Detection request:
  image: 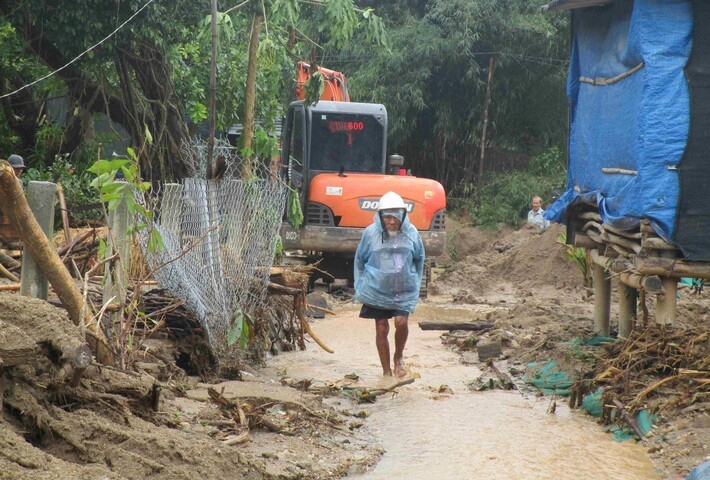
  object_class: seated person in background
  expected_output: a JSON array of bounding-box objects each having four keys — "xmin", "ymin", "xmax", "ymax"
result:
[{"xmin": 527, "ymin": 196, "xmax": 550, "ymax": 230}]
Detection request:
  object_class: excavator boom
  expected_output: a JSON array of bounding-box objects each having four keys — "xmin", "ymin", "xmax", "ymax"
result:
[{"xmin": 295, "ymin": 61, "xmax": 350, "ymax": 103}]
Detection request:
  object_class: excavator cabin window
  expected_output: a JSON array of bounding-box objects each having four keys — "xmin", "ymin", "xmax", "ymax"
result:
[{"xmin": 309, "ymin": 113, "xmax": 385, "ymax": 174}]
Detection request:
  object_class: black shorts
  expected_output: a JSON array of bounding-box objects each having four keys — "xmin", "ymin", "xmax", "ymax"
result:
[{"xmin": 359, "ymin": 304, "xmax": 409, "ymax": 319}]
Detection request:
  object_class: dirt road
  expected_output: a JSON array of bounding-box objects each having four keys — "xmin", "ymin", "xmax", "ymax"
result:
[{"xmin": 261, "ymin": 300, "xmax": 660, "ymax": 480}]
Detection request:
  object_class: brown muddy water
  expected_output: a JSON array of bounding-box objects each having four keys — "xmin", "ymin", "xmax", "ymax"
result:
[{"xmin": 265, "ymin": 301, "xmax": 660, "ymax": 480}]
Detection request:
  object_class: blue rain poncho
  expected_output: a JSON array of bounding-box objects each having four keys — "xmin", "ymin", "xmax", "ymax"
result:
[{"xmin": 353, "ymin": 213, "xmax": 425, "ymax": 313}]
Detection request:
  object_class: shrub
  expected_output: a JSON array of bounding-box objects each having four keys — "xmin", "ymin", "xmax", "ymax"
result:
[
  {"xmin": 23, "ymin": 154, "xmax": 100, "ymax": 222},
  {"xmin": 455, "ymin": 146, "xmax": 567, "ymax": 229}
]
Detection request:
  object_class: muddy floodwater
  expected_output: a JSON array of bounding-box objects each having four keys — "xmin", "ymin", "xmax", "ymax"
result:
[{"xmin": 265, "ymin": 300, "xmax": 660, "ymax": 480}]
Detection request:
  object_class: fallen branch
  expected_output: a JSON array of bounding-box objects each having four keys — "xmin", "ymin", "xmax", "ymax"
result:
[
  {"xmin": 55, "ymin": 184, "xmax": 72, "ymax": 245},
  {"xmin": 306, "ymin": 303, "xmax": 336, "ymax": 316},
  {"xmin": 612, "ymin": 399, "xmax": 646, "ymax": 439},
  {"xmin": 223, "ymin": 431, "xmax": 250, "ymax": 445},
  {"xmin": 295, "ymin": 296, "xmax": 334, "ymax": 354},
  {"xmin": 0, "ymin": 250, "xmax": 20, "ymax": 269},
  {"xmin": 0, "ymin": 262, "xmax": 18, "ymax": 282},
  {"xmin": 268, "ymin": 281, "xmax": 301, "ymax": 296},
  {"xmin": 419, "ymin": 320, "xmax": 495, "ymax": 331},
  {"xmin": 367, "ymin": 377, "xmax": 415, "ymax": 396}
]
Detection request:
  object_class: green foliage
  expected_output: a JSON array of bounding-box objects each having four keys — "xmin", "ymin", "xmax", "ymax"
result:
[
  {"xmin": 460, "ymin": 146, "xmax": 566, "ymax": 228},
  {"xmin": 274, "ymin": 235, "xmax": 283, "ymax": 257},
  {"xmin": 473, "ymin": 171, "xmax": 543, "ymax": 228},
  {"xmin": 23, "ymin": 154, "xmax": 99, "ymax": 221},
  {"xmin": 304, "ymin": 72, "xmax": 326, "ymax": 106},
  {"xmin": 252, "ymin": 127, "xmax": 278, "ymax": 160},
  {"xmin": 287, "ymin": 188, "xmax": 304, "ymax": 229},
  {"xmin": 88, "ymin": 148, "xmax": 163, "ymax": 253},
  {"xmin": 33, "ymin": 123, "xmax": 63, "ymax": 163},
  {"xmin": 227, "ymin": 308, "xmax": 252, "ymax": 349},
  {"xmin": 338, "ymin": 0, "xmax": 569, "ymax": 188},
  {"xmin": 557, "ymin": 232, "xmax": 590, "ymax": 286}
]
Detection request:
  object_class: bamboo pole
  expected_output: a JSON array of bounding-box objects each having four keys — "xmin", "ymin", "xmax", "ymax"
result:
[
  {"xmin": 573, "ymin": 233, "xmax": 600, "ymax": 249},
  {"xmin": 641, "ymin": 236, "xmax": 680, "ymax": 251},
  {"xmin": 633, "ymin": 256, "xmax": 710, "ymax": 278},
  {"xmin": 655, "ymin": 251, "xmax": 677, "ymax": 326},
  {"xmin": 0, "ymin": 161, "xmax": 113, "ymax": 364},
  {"xmin": 618, "ymin": 272, "xmax": 663, "ymax": 294},
  {"xmin": 592, "ymin": 262, "xmax": 611, "ymax": 337},
  {"xmin": 618, "ymin": 283, "xmax": 636, "ymax": 338}
]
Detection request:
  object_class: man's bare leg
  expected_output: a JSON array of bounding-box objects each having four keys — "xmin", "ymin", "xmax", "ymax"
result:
[
  {"xmin": 375, "ymin": 318, "xmax": 392, "ymax": 376},
  {"xmin": 393, "ymin": 315, "xmax": 409, "ymax": 377}
]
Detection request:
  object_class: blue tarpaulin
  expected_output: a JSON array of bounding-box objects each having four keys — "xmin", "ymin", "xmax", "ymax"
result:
[{"xmin": 546, "ymin": 0, "xmax": 693, "ymax": 241}]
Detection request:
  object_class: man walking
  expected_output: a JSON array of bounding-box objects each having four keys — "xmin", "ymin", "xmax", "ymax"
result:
[{"xmin": 354, "ymin": 191, "xmax": 425, "ymax": 377}]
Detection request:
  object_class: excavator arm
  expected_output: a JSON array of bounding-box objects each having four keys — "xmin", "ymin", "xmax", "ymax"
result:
[{"xmin": 295, "ymin": 61, "xmax": 350, "ymax": 103}]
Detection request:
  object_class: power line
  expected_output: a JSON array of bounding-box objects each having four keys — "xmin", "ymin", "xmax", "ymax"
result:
[
  {"xmin": 0, "ymin": 0, "xmax": 156, "ymax": 101},
  {"xmin": 319, "ymin": 51, "xmax": 567, "ymax": 67}
]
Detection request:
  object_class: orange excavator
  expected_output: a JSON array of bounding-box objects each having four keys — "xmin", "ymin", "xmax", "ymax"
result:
[{"xmin": 280, "ymin": 62, "xmax": 447, "ymax": 291}]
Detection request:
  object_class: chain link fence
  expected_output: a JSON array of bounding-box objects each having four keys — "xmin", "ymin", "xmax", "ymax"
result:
[{"xmin": 135, "ymin": 139, "xmax": 288, "ymax": 365}]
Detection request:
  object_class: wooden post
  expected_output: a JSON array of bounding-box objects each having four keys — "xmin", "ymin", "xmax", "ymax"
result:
[
  {"xmin": 592, "ymin": 262, "xmax": 611, "ymax": 337},
  {"xmin": 618, "ymin": 283, "xmax": 636, "ymax": 338},
  {"xmin": 20, "ymin": 181, "xmax": 57, "ymax": 300}
]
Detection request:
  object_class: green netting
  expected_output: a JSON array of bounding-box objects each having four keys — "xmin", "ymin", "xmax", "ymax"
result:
[
  {"xmin": 605, "ymin": 409, "xmax": 657, "ymax": 442},
  {"xmin": 568, "ymin": 337, "xmax": 617, "ymax": 346},
  {"xmin": 524, "ymin": 361, "xmax": 574, "ymax": 396},
  {"xmin": 580, "ymin": 389, "xmax": 603, "ymax": 417}
]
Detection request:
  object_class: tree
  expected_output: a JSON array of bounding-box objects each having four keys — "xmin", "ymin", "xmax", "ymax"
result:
[
  {"xmin": 0, "ymin": 0, "xmax": 388, "ymax": 182},
  {"xmin": 338, "ymin": 0, "xmax": 569, "ymax": 193}
]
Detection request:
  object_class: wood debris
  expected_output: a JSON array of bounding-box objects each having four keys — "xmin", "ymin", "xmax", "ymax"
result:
[{"xmin": 574, "ymin": 319, "xmax": 709, "ymax": 427}]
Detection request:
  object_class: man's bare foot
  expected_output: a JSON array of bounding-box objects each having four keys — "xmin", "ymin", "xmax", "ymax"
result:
[{"xmin": 394, "ymin": 360, "xmax": 407, "ymax": 378}]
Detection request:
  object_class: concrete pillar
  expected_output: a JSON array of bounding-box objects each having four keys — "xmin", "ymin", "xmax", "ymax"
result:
[
  {"xmin": 20, "ymin": 181, "xmax": 56, "ymax": 300},
  {"xmin": 618, "ymin": 283, "xmax": 636, "ymax": 338},
  {"xmin": 592, "ymin": 262, "xmax": 611, "ymax": 337}
]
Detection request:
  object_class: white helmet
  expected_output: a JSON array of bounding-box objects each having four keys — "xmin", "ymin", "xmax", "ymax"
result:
[{"xmin": 378, "ymin": 191, "xmax": 406, "ymax": 210}]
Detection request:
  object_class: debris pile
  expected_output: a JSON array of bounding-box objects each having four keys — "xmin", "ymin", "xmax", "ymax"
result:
[{"xmin": 585, "ymin": 319, "xmax": 709, "ymax": 422}]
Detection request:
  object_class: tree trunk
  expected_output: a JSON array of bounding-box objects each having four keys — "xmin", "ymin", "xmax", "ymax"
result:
[
  {"xmin": 478, "ymin": 57, "xmax": 496, "ymax": 186},
  {"xmin": 241, "ymin": 13, "xmax": 263, "ymax": 178},
  {"xmin": 119, "ymin": 44, "xmax": 195, "ymax": 181},
  {"xmin": 207, "ymin": 0, "xmax": 218, "ymax": 178},
  {"xmin": 0, "ymin": 162, "xmax": 113, "ymax": 365}
]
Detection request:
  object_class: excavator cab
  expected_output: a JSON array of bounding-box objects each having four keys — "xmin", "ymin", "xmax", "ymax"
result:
[{"xmin": 281, "ymin": 100, "xmax": 388, "ymax": 213}]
